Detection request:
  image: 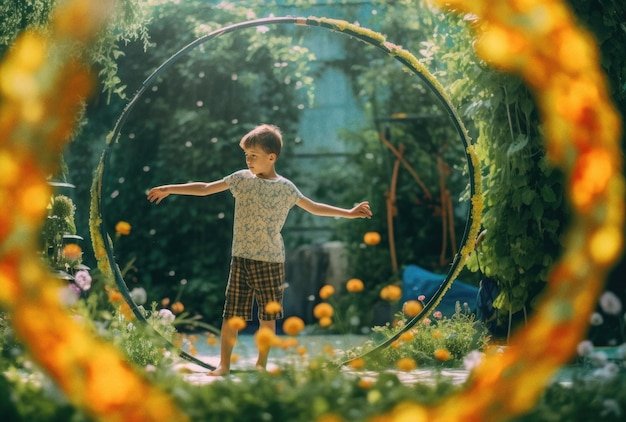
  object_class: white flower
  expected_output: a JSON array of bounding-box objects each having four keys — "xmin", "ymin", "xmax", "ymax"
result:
[
  {"xmin": 601, "ymin": 399, "xmax": 622, "ymax": 418},
  {"xmin": 74, "ymin": 270, "xmax": 92, "ymax": 291},
  {"xmin": 576, "ymin": 340, "xmax": 594, "ymax": 357},
  {"xmin": 593, "ymin": 362, "xmax": 619, "ymax": 382},
  {"xmin": 590, "ymin": 312, "xmax": 604, "ymax": 326},
  {"xmin": 589, "ymin": 351, "xmax": 608, "ymax": 367},
  {"xmin": 158, "ymin": 309, "xmax": 175, "ymax": 324},
  {"xmin": 463, "ymin": 350, "xmax": 483, "ymax": 371},
  {"xmin": 599, "ymin": 291, "xmax": 622, "ymax": 315},
  {"xmin": 130, "ymin": 287, "xmax": 147, "ymax": 305}
]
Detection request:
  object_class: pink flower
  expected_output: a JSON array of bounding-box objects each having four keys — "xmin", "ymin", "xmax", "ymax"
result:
[
  {"xmin": 422, "ymin": 318, "xmax": 431, "ymax": 325},
  {"xmin": 433, "ymin": 311, "xmax": 443, "ymax": 319},
  {"xmin": 74, "ymin": 270, "xmax": 92, "ymax": 291},
  {"xmin": 418, "ymin": 295, "xmax": 426, "ymax": 301}
]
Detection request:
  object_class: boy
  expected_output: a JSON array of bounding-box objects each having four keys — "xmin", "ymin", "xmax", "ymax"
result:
[{"xmin": 147, "ymin": 124, "xmax": 372, "ymax": 375}]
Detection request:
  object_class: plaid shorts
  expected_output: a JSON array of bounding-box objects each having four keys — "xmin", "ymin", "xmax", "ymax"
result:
[{"xmin": 222, "ymin": 256, "xmax": 285, "ymax": 321}]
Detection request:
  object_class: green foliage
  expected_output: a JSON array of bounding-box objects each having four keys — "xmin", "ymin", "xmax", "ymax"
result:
[
  {"xmin": 106, "ymin": 302, "xmax": 178, "ymax": 367},
  {"xmin": 363, "ymin": 303, "xmax": 490, "ymax": 369}
]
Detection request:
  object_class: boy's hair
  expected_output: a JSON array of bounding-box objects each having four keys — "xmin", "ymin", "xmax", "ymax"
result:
[{"xmin": 239, "ymin": 124, "xmax": 283, "ymax": 157}]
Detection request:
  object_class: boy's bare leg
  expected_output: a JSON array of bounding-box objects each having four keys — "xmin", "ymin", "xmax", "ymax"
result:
[
  {"xmin": 256, "ymin": 319, "xmax": 276, "ymax": 371},
  {"xmin": 208, "ymin": 319, "xmax": 238, "ymax": 376}
]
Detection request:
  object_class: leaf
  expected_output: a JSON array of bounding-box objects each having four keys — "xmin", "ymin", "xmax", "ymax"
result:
[
  {"xmin": 506, "ymin": 134, "xmax": 529, "ymax": 155},
  {"xmin": 541, "ymin": 185, "xmax": 557, "ymax": 203}
]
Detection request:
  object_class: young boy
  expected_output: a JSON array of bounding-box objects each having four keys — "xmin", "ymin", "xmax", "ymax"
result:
[{"xmin": 147, "ymin": 124, "xmax": 372, "ymax": 375}]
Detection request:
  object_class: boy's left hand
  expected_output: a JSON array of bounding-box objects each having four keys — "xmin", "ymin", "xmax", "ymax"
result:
[{"xmin": 352, "ymin": 201, "xmax": 372, "ymax": 219}]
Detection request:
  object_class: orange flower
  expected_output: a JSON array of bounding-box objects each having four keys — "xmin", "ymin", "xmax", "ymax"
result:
[
  {"xmin": 399, "ymin": 331, "xmax": 414, "ymax": 342},
  {"xmin": 227, "ymin": 316, "xmax": 246, "ymax": 331},
  {"xmin": 313, "ymin": 302, "xmax": 334, "ymax": 319},
  {"xmin": 265, "ymin": 300, "xmax": 282, "ymax": 315},
  {"xmin": 161, "ymin": 297, "xmax": 170, "ymax": 307},
  {"xmin": 319, "ymin": 284, "xmax": 335, "ymax": 299},
  {"xmin": 120, "ymin": 302, "xmax": 135, "ymax": 321},
  {"xmin": 280, "ymin": 337, "xmax": 299, "ymax": 349},
  {"xmin": 380, "ymin": 285, "xmax": 402, "ymax": 302},
  {"xmin": 206, "ymin": 334, "xmax": 218, "ymax": 346},
  {"xmin": 107, "ymin": 289, "xmax": 123, "ymax": 304},
  {"xmin": 255, "ymin": 326, "xmax": 280, "ymax": 353},
  {"xmin": 346, "ymin": 278, "xmax": 364, "ymax": 293},
  {"xmin": 432, "ymin": 330, "xmax": 443, "ymax": 340},
  {"xmin": 363, "ymin": 231, "xmax": 381, "ymax": 245},
  {"xmin": 434, "ymin": 348, "xmax": 451, "ymax": 361},
  {"xmin": 115, "ymin": 221, "xmax": 131, "ymax": 236},
  {"xmin": 282, "ymin": 316, "xmax": 305, "ymax": 336},
  {"xmin": 348, "ymin": 357, "xmax": 365, "ymax": 369},
  {"xmin": 170, "ymin": 301, "xmax": 184, "ymax": 314},
  {"xmin": 358, "ymin": 378, "xmax": 375, "ymax": 389},
  {"xmin": 62, "ymin": 243, "xmax": 82, "ymax": 261},
  {"xmin": 319, "ymin": 316, "xmax": 332, "ymax": 328},
  {"xmin": 403, "ymin": 300, "xmax": 424, "ymax": 317},
  {"xmin": 396, "ymin": 357, "xmax": 417, "ymax": 371}
]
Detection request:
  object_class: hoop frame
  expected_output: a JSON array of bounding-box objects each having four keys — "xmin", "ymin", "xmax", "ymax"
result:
[{"xmin": 92, "ymin": 16, "xmax": 481, "ymax": 370}]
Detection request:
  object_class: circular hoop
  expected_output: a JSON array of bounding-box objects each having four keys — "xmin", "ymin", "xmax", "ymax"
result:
[{"xmin": 93, "ymin": 16, "xmax": 480, "ymax": 370}]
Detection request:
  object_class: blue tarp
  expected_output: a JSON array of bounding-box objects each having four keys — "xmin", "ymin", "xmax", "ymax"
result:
[{"xmin": 401, "ymin": 264, "xmax": 478, "ymax": 317}]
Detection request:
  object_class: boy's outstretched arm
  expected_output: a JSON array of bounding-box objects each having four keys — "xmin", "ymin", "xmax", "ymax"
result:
[
  {"xmin": 147, "ymin": 180, "xmax": 228, "ymax": 204},
  {"xmin": 296, "ymin": 197, "xmax": 372, "ymax": 219}
]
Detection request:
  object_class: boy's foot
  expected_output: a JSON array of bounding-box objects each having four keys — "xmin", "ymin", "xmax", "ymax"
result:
[{"xmin": 207, "ymin": 366, "xmax": 230, "ymax": 376}]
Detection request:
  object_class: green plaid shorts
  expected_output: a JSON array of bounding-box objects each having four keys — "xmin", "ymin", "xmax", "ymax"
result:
[{"xmin": 222, "ymin": 256, "xmax": 285, "ymax": 321}]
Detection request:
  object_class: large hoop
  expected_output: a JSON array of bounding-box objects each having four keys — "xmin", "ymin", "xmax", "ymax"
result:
[{"xmin": 92, "ymin": 16, "xmax": 481, "ymax": 370}]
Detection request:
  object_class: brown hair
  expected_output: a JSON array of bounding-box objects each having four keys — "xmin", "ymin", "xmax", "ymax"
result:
[{"xmin": 239, "ymin": 124, "xmax": 283, "ymax": 157}]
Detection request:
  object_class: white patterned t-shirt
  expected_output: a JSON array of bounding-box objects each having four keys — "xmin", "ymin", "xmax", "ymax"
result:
[{"xmin": 223, "ymin": 169, "xmax": 304, "ymax": 263}]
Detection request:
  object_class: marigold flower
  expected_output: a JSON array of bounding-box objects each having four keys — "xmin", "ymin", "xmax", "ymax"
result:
[
  {"xmin": 319, "ymin": 284, "xmax": 335, "ymax": 299},
  {"xmin": 107, "ymin": 289, "xmax": 123, "ymax": 303},
  {"xmin": 170, "ymin": 301, "xmax": 184, "ymax": 314},
  {"xmin": 115, "ymin": 221, "xmax": 131, "ymax": 235},
  {"xmin": 399, "ymin": 331, "xmax": 414, "ymax": 342},
  {"xmin": 396, "ymin": 357, "xmax": 417, "ymax": 371},
  {"xmin": 346, "ymin": 278, "xmax": 364, "ymax": 292},
  {"xmin": 358, "ymin": 378, "xmax": 375, "ymax": 389},
  {"xmin": 264, "ymin": 300, "xmax": 282, "ymax": 315},
  {"xmin": 282, "ymin": 316, "xmax": 305, "ymax": 336},
  {"xmin": 62, "ymin": 243, "xmax": 82, "ymax": 261},
  {"xmin": 227, "ymin": 316, "xmax": 246, "ymax": 331},
  {"xmin": 403, "ymin": 300, "xmax": 423, "ymax": 317},
  {"xmin": 206, "ymin": 334, "xmax": 218, "ymax": 346},
  {"xmin": 255, "ymin": 326, "xmax": 280, "ymax": 353},
  {"xmin": 363, "ymin": 231, "xmax": 381, "ymax": 245},
  {"xmin": 380, "ymin": 285, "xmax": 402, "ymax": 302},
  {"xmin": 296, "ymin": 346, "xmax": 307, "ymax": 355},
  {"xmin": 120, "ymin": 302, "xmax": 135, "ymax": 321},
  {"xmin": 434, "ymin": 348, "xmax": 451, "ymax": 361},
  {"xmin": 432, "ymin": 330, "xmax": 443, "ymax": 340},
  {"xmin": 348, "ymin": 357, "xmax": 365, "ymax": 369},
  {"xmin": 313, "ymin": 302, "xmax": 334, "ymax": 319},
  {"xmin": 280, "ymin": 337, "xmax": 299, "ymax": 349},
  {"xmin": 319, "ymin": 316, "xmax": 332, "ymax": 328},
  {"xmin": 161, "ymin": 297, "xmax": 170, "ymax": 307}
]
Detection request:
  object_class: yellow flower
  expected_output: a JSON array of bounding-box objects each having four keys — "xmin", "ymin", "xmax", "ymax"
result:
[
  {"xmin": 348, "ymin": 358, "xmax": 365, "ymax": 369},
  {"xmin": 363, "ymin": 231, "xmax": 381, "ymax": 245},
  {"xmin": 282, "ymin": 316, "xmax": 305, "ymax": 336},
  {"xmin": 115, "ymin": 221, "xmax": 131, "ymax": 236},
  {"xmin": 205, "ymin": 334, "xmax": 218, "ymax": 346},
  {"xmin": 255, "ymin": 326, "xmax": 280, "ymax": 353},
  {"xmin": 226, "ymin": 316, "xmax": 246, "ymax": 331},
  {"xmin": 346, "ymin": 278, "xmax": 364, "ymax": 293},
  {"xmin": 396, "ymin": 357, "xmax": 417, "ymax": 372},
  {"xmin": 432, "ymin": 330, "xmax": 443, "ymax": 340},
  {"xmin": 62, "ymin": 243, "xmax": 82, "ymax": 261},
  {"xmin": 319, "ymin": 284, "xmax": 335, "ymax": 299},
  {"xmin": 380, "ymin": 285, "xmax": 402, "ymax": 302},
  {"xmin": 403, "ymin": 300, "xmax": 424, "ymax": 317},
  {"xmin": 319, "ymin": 316, "xmax": 332, "ymax": 328},
  {"xmin": 434, "ymin": 348, "xmax": 451, "ymax": 362},
  {"xmin": 264, "ymin": 300, "xmax": 282, "ymax": 315},
  {"xmin": 313, "ymin": 302, "xmax": 334, "ymax": 319},
  {"xmin": 170, "ymin": 301, "xmax": 184, "ymax": 314}
]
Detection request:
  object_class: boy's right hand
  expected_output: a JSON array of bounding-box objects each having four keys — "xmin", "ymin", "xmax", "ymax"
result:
[{"xmin": 147, "ymin": 187, "xmax": 169, "ymax": 204}]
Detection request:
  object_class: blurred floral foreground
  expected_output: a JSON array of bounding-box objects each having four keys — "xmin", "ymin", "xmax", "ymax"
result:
[{"xmin": 1, "ymin": 0, "xmax": 625, "ymax": 421}]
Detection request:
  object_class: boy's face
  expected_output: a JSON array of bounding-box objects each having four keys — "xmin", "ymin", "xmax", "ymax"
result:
[{"xmin": 243, "ymin": 146, "xmax": 277, "ymax": 178}]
